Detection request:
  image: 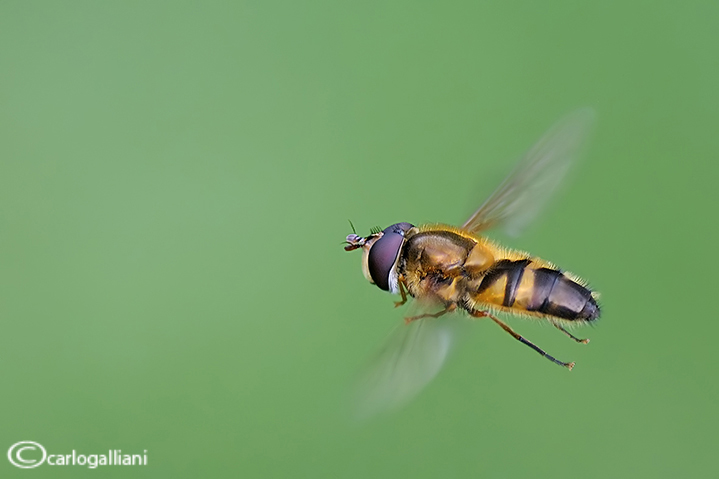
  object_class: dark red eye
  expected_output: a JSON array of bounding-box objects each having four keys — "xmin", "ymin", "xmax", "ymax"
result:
[{"xmin": 367, "ymin": 223, "xmax": 414, "ymax": 291}]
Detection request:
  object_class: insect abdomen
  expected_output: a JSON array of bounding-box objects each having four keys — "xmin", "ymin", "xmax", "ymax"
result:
[{"xmin": 471, "ymin": 260, "xmax": 600, "ymax": 322}]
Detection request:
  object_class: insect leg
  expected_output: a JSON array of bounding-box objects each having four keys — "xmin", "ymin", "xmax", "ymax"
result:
[
  {"xmin": 405, "ymin": 304, "xmax": 456, "ymax": 324},
  {"xmin": 552, "ymin": 322, "xmax": 589, "ymax": 344},
  {"xmin": 394, "ymin": 276, "xmax": 409, "ymax": 308},
  {"xmin": 469, "ymin": 310, "xmax": 575, "ymax": 370}
]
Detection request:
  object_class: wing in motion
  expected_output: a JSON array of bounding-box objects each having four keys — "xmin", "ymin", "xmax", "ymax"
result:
[
  {"xmin": 354, "ymin": 315, "xmax": 462, "ymax": 419},
  {"xmin": 462, "ymin": 108, "xmax": 595, "ymax": 236}
]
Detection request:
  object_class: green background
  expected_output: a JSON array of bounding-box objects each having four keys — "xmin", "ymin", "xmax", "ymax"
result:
[{"xmin": 1, "ymin": 1, "xmax": 717, "ymax": 477}]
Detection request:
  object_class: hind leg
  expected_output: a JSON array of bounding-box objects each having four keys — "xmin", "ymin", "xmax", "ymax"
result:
[{"xmin": 469, "ymin": 310, "xmax": 575, "ymax": 370}]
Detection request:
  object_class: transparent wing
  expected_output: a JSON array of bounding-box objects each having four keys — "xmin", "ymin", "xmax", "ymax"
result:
[
  {"xmin": 353, "ymin": 315, "xmax": 462, "ymax": 420},
  {"xmin": 462, "ymin": 108, "xmax": 596, "ymax": 237}
]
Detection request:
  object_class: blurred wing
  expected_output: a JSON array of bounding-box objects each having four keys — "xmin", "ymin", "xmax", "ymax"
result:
[
  {"xmin": 462, "ymin": 108, "xmax": 595, "ymax": 237},
  {"xmin": 354, "ymin": 316, "xmax": 459, "ymax": 420}
]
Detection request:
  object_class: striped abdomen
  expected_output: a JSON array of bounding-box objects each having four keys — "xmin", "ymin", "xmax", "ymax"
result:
[{"xmin": 470, "ymin": 259, "xmax": 600, "ymax": 322}]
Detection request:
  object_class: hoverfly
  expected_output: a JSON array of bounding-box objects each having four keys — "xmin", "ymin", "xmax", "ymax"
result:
[{"xmin": 345, "ymin": 109, "xmax": 600, "ymax": 416}]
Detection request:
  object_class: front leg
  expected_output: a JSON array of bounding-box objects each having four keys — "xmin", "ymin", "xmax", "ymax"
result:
[{"xmin": 394, "ymin": 275, "xmax": 409, "ymax": 308}]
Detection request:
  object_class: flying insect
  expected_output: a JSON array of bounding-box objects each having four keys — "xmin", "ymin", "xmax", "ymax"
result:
[{"xmin": 344, "ymin": 110, "xmax": 600, "ymax": 415}]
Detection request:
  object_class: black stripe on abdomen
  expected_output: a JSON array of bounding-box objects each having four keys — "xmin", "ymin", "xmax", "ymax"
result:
[{"xmin": 476, "ymin": 259, "xmax": 532, "ymax": 307}]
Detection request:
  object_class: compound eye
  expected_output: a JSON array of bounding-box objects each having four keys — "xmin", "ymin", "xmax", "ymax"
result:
[{"xmin": 367, "ymin": 223, "xmax": 414, "ymax": 291}]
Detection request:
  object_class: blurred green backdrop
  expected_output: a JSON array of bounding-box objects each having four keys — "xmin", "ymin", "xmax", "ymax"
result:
[{"xmin": 1, "ymin": 1, "xmax": 717, "ymax": 477}]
